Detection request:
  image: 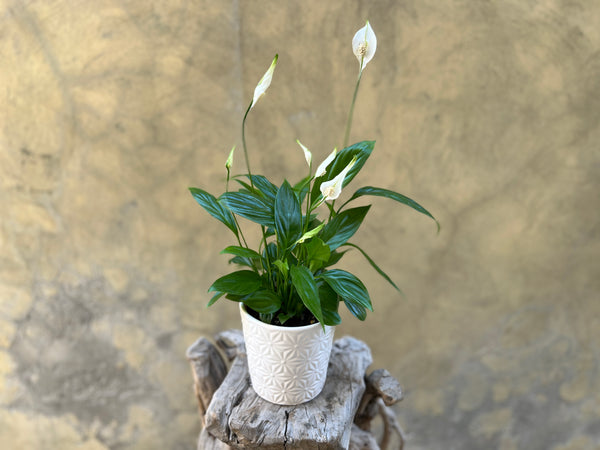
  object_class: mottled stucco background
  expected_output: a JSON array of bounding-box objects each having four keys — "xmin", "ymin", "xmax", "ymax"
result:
[{"xmin": 1, "ymin": 1, "xmax": 599, "ymax": 449}]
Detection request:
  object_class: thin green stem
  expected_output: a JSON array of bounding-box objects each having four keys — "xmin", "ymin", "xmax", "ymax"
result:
[
  {"xmin": 241, "ymin": 102, "xmax": 254, "ymax": 188},
  {"xmin": 305, "ymin": 178, "xmax": 312, "ymax": 234},
  {"xmin": 242, "ymin": 99, "xmax": 272, "ymax": 284},
  {"xmin": 233, "ymin": 216, "xmax": 249, "ymax": 248},
  {"xmin": 287, "ymin": 283, "xmax": 294, "ymax": 313},
  {"xmin": 327, "ymin": 200, "xmax": 336, "ymax": 222},
  {"xmin": 343, "ymin": 68, "xmax": 363, "ymax": 148},
  {"xmin": 225, "ymin": 160, "xmax": 249, "ymax": 251}
]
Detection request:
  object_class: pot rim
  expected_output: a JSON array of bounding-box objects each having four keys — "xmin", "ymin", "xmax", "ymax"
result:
[{"xmin": 239, "ymin": 303, "xmax": 331, "ymax": 333}]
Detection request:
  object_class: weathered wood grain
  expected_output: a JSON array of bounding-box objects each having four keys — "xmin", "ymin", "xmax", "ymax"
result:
[
  {"xmin": 348, "ymin": 424, "xmax": 380, "ymax": 450},
  {"xmin": 215, "ymin": 329, "xmax": 246, "ymax": 361},
  {"xmin": 186, "ymin": 337, "xmax": 228, "ymax": 422},
  {"xmin": 198, "ymin": 428, "xmax": 233, "ymax": 450},
  {"xmin": 366, "ymin": 369, "xmax": 403, "ymax": 407},
  {"xmin": 356, "ymin": 369, "xmax": 404, "ymax": 432},
  {"xmin": 204, "ymin": 336, "xmax": 372, "ymax": 449},
  {"xmin": 377, "ymin": 398, "xmax": 405, "ymax": 450}
]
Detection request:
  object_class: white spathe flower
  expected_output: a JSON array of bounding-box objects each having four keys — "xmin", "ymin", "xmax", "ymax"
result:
[
  {"xmin": 320, "ymin": 158, "xmax": 357, "ymax": 201},
  {"xmin": 315, "ymin": 148, "xmax": 337, "ymax": 178},
  {"xmin": 352, "ymin": 21, "xmax": 377, "ymax": 71},
  {"xmin": 225, "ymin": 145, "xmax": 235, "ymax": 170},
  {"xmin": 296, "ymin": 140, "xmax": 312, "ymax": 167},
  {"xmin": 251, "ymin": 54, "xmax": 278, "ymax": 110}
]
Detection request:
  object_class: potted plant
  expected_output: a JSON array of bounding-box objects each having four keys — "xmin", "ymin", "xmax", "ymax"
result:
[{"xmin": 189, "ymin": 22, "xmax": 438, "ymax": 405}]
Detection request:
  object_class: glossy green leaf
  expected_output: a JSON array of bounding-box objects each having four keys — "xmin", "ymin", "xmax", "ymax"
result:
[
  {"xmin": 311, "ymin": 141, "xmax": 374, "ymax": 206},
  {"xmin": 228, "ymin": 256, "xmax": 254, "ymax": 268},
  {"xmin": 344, "ymin": 299, "xmax": 367, "ymax": 321},
  {"xmin": 250, "ymin": 175, "xmax": 278, "ymax": 200},
  {"xmin": 277, "ymin": 311, "xmax": 295, "ymax": 325},
  {"xmin": 290, "ymin": 265, "xmax": 324, "ymax": 326},
  {"xmin": 320, "ymin": 205, "xmax": 371, "ymax": 251},
  {"xmin": 305, "ymin": 238, "xmax": 331, "ymax": 272},
  {"xmin": 221, "ymin": 246, "xmax": 262, "ymax": 260},
  {"xmin": 319, "ymin": 269, "xmax": 373, "ymax": 312},
  {"xmin": 318, "ymin": 283, "xmax": 341, "ymax": 326},
  {"xmin": 293, "ymin": 174, "xmax": 313, "ymax": 202},
  {"xmin": 295, "ymin": 223, "xmax": 325, "ymax": 245},
  {"xmin": 273, "ymin": 259, "xmax": 289, "ymax": 278},
  {"xmin": 189, "ymin": 188, "xmax": 238, "ymax": 236},
  {"xmin": 207, "ymin": 291, "xmax": 225, "ymax": 307},
  {"xmin": 274, "ymin": 180, "xmax": 303, "ymax": 249},
  {"xmin": 343, "ymin": 186, "xmax": 439, "ymax": 232},
  {"xmin": 208, "ymin": 270, "xmax": 263, "ymax": 295},
  {"xmin": 234, "ymin": 174, "xmax": 278, "ymax": 201},
  {"xmin": 220, "ymin": 191, "xmax": 274, "ymax": 227},
  {"xmin": 341, "ymin": 242, "xmax": 402, "ymax": 294},
  {"xmin": 233, "ymin": 179, "xmax": 254, "ymax": 193},
  {"xmin": 264, "ymin": 226, "xmax": 276, "ymax": 238},
  {"xmin": 263, "ymin": 242, "xmax": 278, "ymax": 262},
  {"xmin": 259, "ymin": 312, "xmax": 275, "ymax": 323},
  {"xmin": 242, "ymin": 290, "xmax": 281, "ymax": 314},
  {"xmin": 325, "ymin": 250, "xmax": 348, "ymax": 267}
]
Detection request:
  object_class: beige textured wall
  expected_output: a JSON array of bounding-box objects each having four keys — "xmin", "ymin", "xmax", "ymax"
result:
[{"xmin": 1, "ymin": 1, "xmax": 599, "ymax": 449}]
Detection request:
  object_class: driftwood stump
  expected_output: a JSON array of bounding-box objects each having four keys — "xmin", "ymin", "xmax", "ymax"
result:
[{"xmin": 186, "ymin": 330, "xmax": 405, "ymax": 449}]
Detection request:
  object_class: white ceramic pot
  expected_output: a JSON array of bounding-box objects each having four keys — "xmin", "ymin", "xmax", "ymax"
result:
[{"xmin": 240, "ymin": 303, "xmax": 335, "ymax": 405}]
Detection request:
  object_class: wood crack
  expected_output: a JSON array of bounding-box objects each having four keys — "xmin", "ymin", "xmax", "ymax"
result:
[{"xmin": 283, "ymin": 409, "xmax": 290, "ymax": 448}]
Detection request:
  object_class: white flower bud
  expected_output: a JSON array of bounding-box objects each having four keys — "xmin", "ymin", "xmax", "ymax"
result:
[
  {"xmin": 251, "ymin": 54, "xmax": 278, "ymax": 110},
  {"xmin": 225, "ymin": 145, "xmax": 235, "ymax": 170},
  {"xmin": 315, "ymin": 148, "xmax": 337, "ymax": 178},
  {"xmin": 296, "ymin": 140, "xmax": 312, "ymax": 167}
]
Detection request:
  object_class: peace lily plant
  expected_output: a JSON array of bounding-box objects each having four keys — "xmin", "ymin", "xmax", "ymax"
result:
[{"xmin": 190, "ymin": 22, "xmax": 438, "ymax": 330}]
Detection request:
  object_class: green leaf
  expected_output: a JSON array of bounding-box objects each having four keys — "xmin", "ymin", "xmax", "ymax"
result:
[
  {"xmin": 319, "ymin": 269, "xmax": 373, "ymax": 312},
  {"xmin": 293, "ymin": 174, "xmax": 313, "ymax": 203},
  {"xmin": 320, "ymin": 205, "xmax": 370, "ymax": 251},
  {"xmin": 207, "ymin": 291, "xmax": 225, "ymax": 307},
  {"xmin": 228, "ymin": 256, "xmax": 254, "ymax": 268},
  {"xmin": 208, "ymin": 270, "xmax": 263, "ymax": 296},
  {"xmin": 273, "ymin": 259, "xmax": 289, "ymax": 278},
  {"xmin": 344, "ymin": 300, "xmax": 367, "ymax": 321},
  {"xmin": 242, "ymin": 290, "xmax": 281, "ymax": 314},
  {"xmin": 341, "ymin": 242, "xmax": 403, "ymax": 294},
  {"xmin": 290, "ymin": 265, "xmax": 324, "ymax": 326},
  {"xmin": 274, "ymin": 180, "xmax": 303, "ymax": 249},
  {"xmin": 324, "ymin": 250, "xmax": 348, "ymax": 267},
  {"xmin": 264, "ymin": 242, "xmax": 278, "ymax": 262},
  {"xmin": 304, "ymin": 238, "xmax": 331, "ymax": 272},
  {"xmin": 277, "ymin": 311, "xmax": 295, "ymax": 325},
  {"xmin": 264, "ymin": 226, "xmax": 276, "ymax": 238},
  {"xmin": 221, "ymin": 246, "xmax": 262, "ymax": 260},
  {"xmin": 233, "ymin": 179, "xmax": 254, "ymax": 193},
  {"xmin": 220, "ymin": 191, "xmax": 274, "ymax": 227},
  {"xmin": 259, "ymin": 312, "xmax": 275, "ymax": 323},
  {"xmin": 249, "ymin": 175, "xmax": 278, "ymax": 200},
  {"xmin": 318, "ymin": 283, "xmax": 341, "ymax": 326},
  {"xmin": 311, "ymin": 141, "xmax": 374, "ymax": 206},
  {"xmin": 295, "ymin": 222, "xmax": 325, "ymax": 245},
  {"xmin": 343, "ymin": 186, "xmax": 439, "ymax": 232},
  {"xmin": 234, "ymin": 174, "xmax": 278, "ymax": 201},
  {"xmin": 189, "ymin": 188, "xmax": 238, "ymax": 236}
]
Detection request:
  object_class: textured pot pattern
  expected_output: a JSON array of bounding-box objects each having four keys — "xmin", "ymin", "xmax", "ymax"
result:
[{"xmin": 240, "ymin": 304, "xmax": 335, "ymax": 405}]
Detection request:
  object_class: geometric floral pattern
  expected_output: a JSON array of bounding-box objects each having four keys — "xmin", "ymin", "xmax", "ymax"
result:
[{"xmin": 240, "ymin": 304, "xmax": 335, "ymax": 405}]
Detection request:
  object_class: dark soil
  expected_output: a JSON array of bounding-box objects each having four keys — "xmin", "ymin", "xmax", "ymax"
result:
[{"xmin": 246, "ymin": 306, "xmax": 317, "ymax": 327}]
